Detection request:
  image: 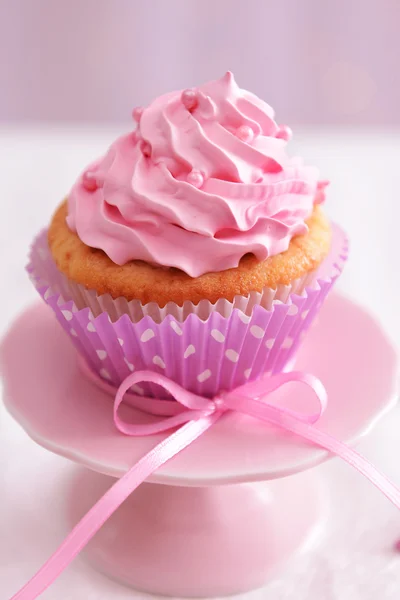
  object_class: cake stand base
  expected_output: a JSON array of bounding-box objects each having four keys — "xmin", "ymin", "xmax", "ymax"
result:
[{"xmin": 68, "ymin": 468, "xmax": 323, "ymax": 597}]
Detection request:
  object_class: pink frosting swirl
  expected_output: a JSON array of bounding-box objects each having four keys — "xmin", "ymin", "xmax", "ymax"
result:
[{"xmin": 67, "ymin": 72, "xmax": 323, "ymax": 277}]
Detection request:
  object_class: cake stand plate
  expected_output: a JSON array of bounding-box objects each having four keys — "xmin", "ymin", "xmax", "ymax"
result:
[{"xmin": 1, "ymin": 293, "xmax": 398, "ymax": 597}]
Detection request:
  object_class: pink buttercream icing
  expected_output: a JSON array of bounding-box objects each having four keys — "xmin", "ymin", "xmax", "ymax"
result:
[{"xmin": 67, "ymin": 72, "xmax": 324, "ymax": 277}]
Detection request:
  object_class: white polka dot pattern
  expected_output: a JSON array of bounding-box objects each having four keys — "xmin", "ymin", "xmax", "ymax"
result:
[
  {"xmin": 60, "ymin": 294, "xmax": 320, "ymax": 397},
  {"xmin": 54, "ymin": 285, "xmax": 326, "ymax": 398},
  {"xmin": 170, "ymin": 321, "xmax": 183, "ymax": 336},
  {"xmin": 184, "ymin": 345, "xmax": 196, "ymax": 358},
  {"xmin": 250, "ymin": 325, "xmax": 264, "ymax": 339},
  {"xmin": 225, "ymin": 349, "xmax": 239, "ymax": 363},
  {"xmin": 100, "ymin": 368, "xmax": 111, "ymax": 380},
  {"xmin": 211, "ymin": 329, "xmax": 225, "ymax": 343},
  {"xmin": 282, "ymin": 337, "xmax": 293, "ymax": 349},
  {"xmin": 238, "ymin": 312, "xmax": 250, "ymax": 324},
  {"xmin": 153, "ymin": 355, "xmax": 166, "ymax": 369},
  {"xmin": 124, "ymin": 357, "xmax": 134, "ymax": 371},
  {"xmin": 141, "ymin": 329, "xmax": 155, "ymax": 342},
  {"xmin": 197, "ymin": 369, "xmax": 212, "ymax": 383}
]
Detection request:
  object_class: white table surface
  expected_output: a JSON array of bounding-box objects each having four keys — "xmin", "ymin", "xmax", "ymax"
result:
[{"xmin": 1, "ymin": 126, "xmax": 400, "ymax": 599}]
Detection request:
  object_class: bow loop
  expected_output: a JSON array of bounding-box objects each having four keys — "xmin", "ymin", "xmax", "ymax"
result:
[
  {"xmin": 114, "ymin": 370, "xmax": 216, "ymax": 436},
  {"xmin": 224, "ymin": 371, "xmax": 327, "ymax": 425}
]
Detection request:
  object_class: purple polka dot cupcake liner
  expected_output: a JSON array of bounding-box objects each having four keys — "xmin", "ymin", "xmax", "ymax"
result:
[{"xmin": 27, "ymin": 225, "xmax": 348, "ymax": 398}]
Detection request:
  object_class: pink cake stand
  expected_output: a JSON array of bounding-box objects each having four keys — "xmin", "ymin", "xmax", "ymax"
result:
[{"xmin": 1, "ymin": 293, "xmax": 398, "ymax": 597}]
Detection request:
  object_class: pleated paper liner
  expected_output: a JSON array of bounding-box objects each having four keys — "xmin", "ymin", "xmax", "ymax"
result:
[{"xmin": 27, "ymin": 225, "xmax": 348, "ymax": 398}]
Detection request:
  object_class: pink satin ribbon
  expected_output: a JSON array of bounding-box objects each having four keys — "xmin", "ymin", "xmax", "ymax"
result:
[{"xmin": 10, "ymin": 366, "xmax": 400, "ymax": 599}]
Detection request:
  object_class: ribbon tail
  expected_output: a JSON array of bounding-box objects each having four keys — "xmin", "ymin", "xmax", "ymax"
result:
[
  {"xmin": 286, "ymin": 421, "xmax": 400, "ymax": 509},
  {"xmin": 238, "ymin": 399, "xmax": 400, "ymax": 510},
  {"xmin": 10, "ymin": 414, "xmax": 219, "ymax": 600}
]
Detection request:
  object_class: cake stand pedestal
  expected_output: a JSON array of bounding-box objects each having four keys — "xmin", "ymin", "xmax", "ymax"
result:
[{"xmin": 1, "ymin": 294, "xmax": 398, "ymax": 597}]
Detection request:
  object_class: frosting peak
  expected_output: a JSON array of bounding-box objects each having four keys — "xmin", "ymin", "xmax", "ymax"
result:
[{"xmin": 67, "ymin": 73, "xmax": 324, "ymax": 277}]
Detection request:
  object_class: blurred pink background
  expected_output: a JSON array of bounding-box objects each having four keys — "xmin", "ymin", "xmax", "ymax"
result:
[{"xmin": 1, "ymin": 0, "xmax": 398, "ymax": 126}]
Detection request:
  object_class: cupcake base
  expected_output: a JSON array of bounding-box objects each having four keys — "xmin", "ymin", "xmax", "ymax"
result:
[{"xmin": 28, "ymin": 224, "xmax": 348, "ymax": 395}]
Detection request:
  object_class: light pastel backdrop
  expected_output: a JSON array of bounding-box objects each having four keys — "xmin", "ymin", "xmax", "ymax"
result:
[{"xmin": 1, "ymin": 0, "xmax": 399, "ymax": 125}]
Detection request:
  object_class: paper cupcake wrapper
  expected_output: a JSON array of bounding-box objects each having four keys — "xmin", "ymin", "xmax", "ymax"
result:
[{"xmin": 27, "ymin": 225, "xmax": 348, "ymax": 397}]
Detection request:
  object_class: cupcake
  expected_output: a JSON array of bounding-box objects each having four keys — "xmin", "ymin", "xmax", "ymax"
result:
[{"xmin": 29, "ymin": 72, "xmax": 347, "ymax": 397}]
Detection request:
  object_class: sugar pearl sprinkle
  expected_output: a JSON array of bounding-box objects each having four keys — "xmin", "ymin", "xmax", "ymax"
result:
[
  {"xmin": 236, "ymin": 125, "xmax": 254, "ymax": 144},
  {"xmin": 181, "ymin": 88, "xmax": 199, "ymax": 111},
  {"xmin": 276, "ymin": 125, "xmax": 293, "ymax": 142},
  {"xmin": 82, "ymin": 171, "xmax": 98, "ymax": 192},
  {"xmin": 187, "ymin": 169, "xmax": 204, "ymax": 188},
  {"xmin": 132, "ymin": 106, "xmax": 144, "ymax": 123}
]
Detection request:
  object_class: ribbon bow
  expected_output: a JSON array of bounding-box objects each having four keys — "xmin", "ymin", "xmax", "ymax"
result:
[
  {"xmin": 10, "ymin": 367, "xmax": 400, "ymax": 600},
  {"xmin": 112, "ymin": 368, "xmax": 328, "ymax": 434}
]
